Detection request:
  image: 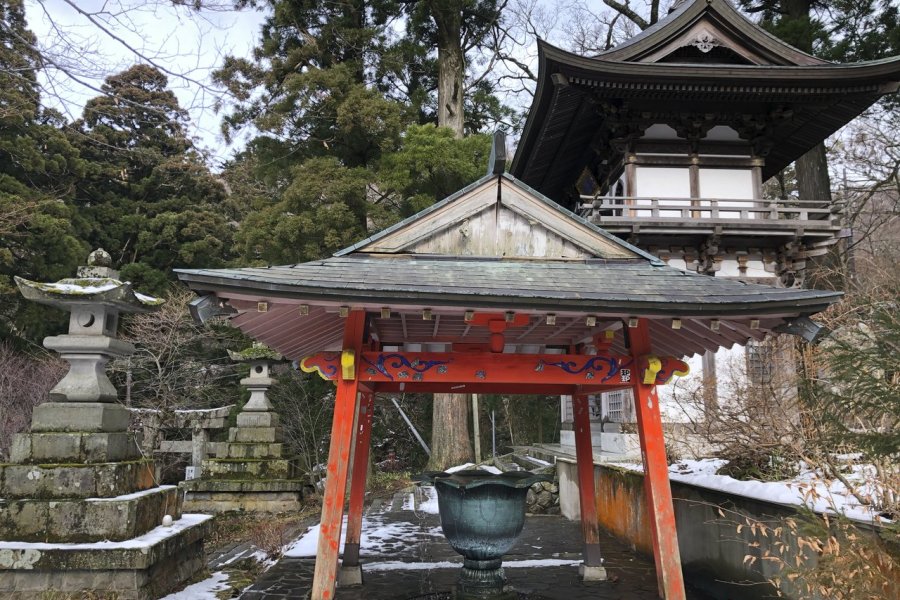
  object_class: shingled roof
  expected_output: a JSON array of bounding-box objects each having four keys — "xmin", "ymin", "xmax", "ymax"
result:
[{"xmin": 177, "ymin": 173, "xmax": 840, "ymax": 359}]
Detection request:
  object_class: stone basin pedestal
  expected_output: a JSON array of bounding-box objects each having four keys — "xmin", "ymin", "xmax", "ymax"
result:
[{"xmin": 418, "ymin": 470, "xmax": 551, "ymax": 599}]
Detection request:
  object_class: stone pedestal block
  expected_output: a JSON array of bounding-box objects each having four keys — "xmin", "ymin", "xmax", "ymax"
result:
[
  {"xmin": 0, "ymin": 485, "xmax": 182, "ymax": 543},
  {"xmin": 42, "ymin": 335, "xmax": 135, "ymax": 403},
  {"xmin": 228, "ymin": 426, "xmax": 283, "ymax": 443},
  {"xmin": 0, "ymin": 513, "xmax": 212, "ymax": 600},
  {"xmin": 202, "ymin": 457, "xmax": 294, "ymax": 480},
  {"xmin": 0, "ymin": 460, "xmax": 155, "ymax": 500},
  {"xmin": 219, "ymin": 441, "xmax": 284, "ymax": 459},
  {"xmin": 579, "ymin": 563, "xmax": 608, "ymax": 581},
  {"xmin": 236, "ymin": 411, "xmax": 280, "ymax": 428},
  {"xmin": 180, "ymin": 479, "xmax": 305, "ymax": 513},
  {"xmin": 30, "ymin": 402, "xmax": 131, "ymax": 433},
  {"xmin": 10, "ymin": 431, "xmax": 141, "ymax": 464}
]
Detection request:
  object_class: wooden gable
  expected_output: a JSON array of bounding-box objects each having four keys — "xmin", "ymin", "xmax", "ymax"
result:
[
  {"xmin": 599, "ymin": 0, "xmax": 828, "ymax": 66},
  {"xmin": 350, "ymin": 175, "xmax": 640, "ymax": 260}
]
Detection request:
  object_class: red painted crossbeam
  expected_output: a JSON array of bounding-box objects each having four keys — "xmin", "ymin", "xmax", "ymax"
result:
[{"xmin": 301, "ymin": 351, "xmax": 688, "ymax": 387}]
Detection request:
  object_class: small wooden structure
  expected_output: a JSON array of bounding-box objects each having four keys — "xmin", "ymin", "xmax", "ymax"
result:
[{"xmin": 178, "ymin": 152, "xmax": 840, "ymax": 598}]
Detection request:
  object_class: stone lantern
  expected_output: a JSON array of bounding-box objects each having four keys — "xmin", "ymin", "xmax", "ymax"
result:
[
  {"xmin": 0, "ymin": 250, "xmax": 210, "ymax": 599},
  {"xmin": 229, "ymin": 344, "xmax": 282, "ymax": 413},
  {"xmin": 14, "ymin": 248, "xmax": 161, "ymax": 437},
  {"xmin": 181, "ymin": 343, "xmax": 306, "ymax": 513}
]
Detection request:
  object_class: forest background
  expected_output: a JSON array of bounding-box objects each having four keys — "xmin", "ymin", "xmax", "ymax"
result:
[{"xmin": 1, "ymin": 0, "xmax": 899, "ymax": 480}]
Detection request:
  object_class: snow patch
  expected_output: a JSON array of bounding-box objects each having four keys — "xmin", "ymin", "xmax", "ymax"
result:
[
  {"xmin": 283, "ymin": 514, "xmax": 443, "ymax": 558},
  {"xmin": 416, "ymin": 486, "xmax": 439, "ymax": 514},
  {"xmin": 611, "ymin": 458, "xmax": 882, "ymax": 522},
  {"xmin": 159, "ymin": 571, "xmax": 229, "ymax": 599},
  {"xmin": 445, "ymin": 463, "xmax": 474, "ymax": 473},
  {"xmin": 0, "ymin": 514, "xmax": 211, "ymax": 551},
  {"xmin": 85, "ymin": 485, "xmax": 176, "ymax": 502}
]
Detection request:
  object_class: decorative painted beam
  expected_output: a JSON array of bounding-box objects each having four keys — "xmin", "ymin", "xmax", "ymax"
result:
[{"xmin": 301, "ymin": 351, "xmax": 688, "ymax": 387}]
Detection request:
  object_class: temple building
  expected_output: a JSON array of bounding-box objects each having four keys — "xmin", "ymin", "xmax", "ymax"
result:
[{"xmin": 509, "ymin": 0, "xmax": 900, "ymax": 447}]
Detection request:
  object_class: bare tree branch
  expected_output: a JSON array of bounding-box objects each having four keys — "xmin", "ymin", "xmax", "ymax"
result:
[{"xmin": 602, "ymin": 0, "xmax": 649, "ymax": 30}]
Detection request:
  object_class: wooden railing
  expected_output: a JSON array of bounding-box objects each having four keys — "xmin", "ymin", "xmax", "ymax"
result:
[{"xmin": 578, "ymin": 196, "xmax": 841, "ymax": 225}]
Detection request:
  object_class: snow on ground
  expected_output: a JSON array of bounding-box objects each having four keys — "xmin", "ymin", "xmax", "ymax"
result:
[
  {"xmin": 400, "ymin": 486, "xmax": 440, "ymax": 514},
  {"xmin": 287, "ymin": 462, "xmax": 520, "ymax": 558},
  {"xmin": 416, "ymin": 485, "xmax": 440, "ymax": 514},
  {"xmin": 283, "ymin": 513, "xmax": 444, "ymax": 558},
  {"xmin": 611, "ymin": 458, "xmax": 882, "ymax": 522},
  {"xmin": 159, "ymin": 571, "xmax": 229, "ymax": 600}
]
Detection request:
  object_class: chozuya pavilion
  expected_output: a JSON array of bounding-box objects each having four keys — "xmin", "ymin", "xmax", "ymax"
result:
[
  {"xmin": 177, "ymin": 137, "xmax": 842, "ymax": 599},
  {"xmin": 176, "ymin": 0, "xmax": 900, "ymax": 598}
]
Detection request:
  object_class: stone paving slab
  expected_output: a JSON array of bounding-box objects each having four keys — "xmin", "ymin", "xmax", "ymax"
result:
[{"xmin": 241, "ymin": 489, "xmax": 714, "ymax": 600}]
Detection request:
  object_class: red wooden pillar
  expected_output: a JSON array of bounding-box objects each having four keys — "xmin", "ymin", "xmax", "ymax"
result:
[
  {"xmin": 341, "ymin": 390, "xmax": 375, "ymax": 576},
  {"xmin": 310, "ymin": 311, "xmax": 366, "ymax": 600},
  {"xmin": 572, "ymin": 393, "xmax": 605, "ymax": 578},
  {"xmin": 630, "ymin": 319, "xmax": 686, "ymax": 600}
]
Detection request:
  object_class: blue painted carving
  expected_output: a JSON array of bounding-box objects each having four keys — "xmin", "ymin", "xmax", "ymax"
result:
[
  {"xmin": 362, "ymin": 353, "xmax": 451, "ymax": 381},
  {"xmin": 538, "ymin": 356, "xmax": 632, "ymax": 382}
]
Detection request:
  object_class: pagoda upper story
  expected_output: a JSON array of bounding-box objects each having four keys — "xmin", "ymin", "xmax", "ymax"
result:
[{"xmin": 510, "ymin": 0, "xmax": 900, "ymax": 283}]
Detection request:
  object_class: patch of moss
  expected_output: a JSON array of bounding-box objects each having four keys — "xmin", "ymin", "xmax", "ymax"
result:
[{"xmin": 230, "ymin": 343, "xmax": 283, "ymax": 361}]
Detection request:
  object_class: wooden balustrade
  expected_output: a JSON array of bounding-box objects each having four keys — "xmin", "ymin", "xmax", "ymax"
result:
[{"xmin": 578, "ymin": 196, "xmax": 840, "ymax": 226}]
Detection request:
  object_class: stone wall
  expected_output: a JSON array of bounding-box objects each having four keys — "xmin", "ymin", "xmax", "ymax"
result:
[
  {"xmin": 525, "ymin": 479, "xmax": 560, "ymax": 515},
  {"xmin": 556, "ymin": 458, "xmax": 844, "ymax": 600}
]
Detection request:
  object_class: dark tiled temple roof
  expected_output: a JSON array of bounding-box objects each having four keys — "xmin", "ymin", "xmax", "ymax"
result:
[{"xmin": 177, "ymin": 255, "xmax": 839, "ymax": 317}]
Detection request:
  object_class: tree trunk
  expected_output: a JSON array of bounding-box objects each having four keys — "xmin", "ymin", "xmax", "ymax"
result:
[
  {"xmin": 432, "ymin": 3, "xmax": 465, "ymax": 138},
  {"xmin": 428, "ymin": 393, "xmax": 473, "ymax": 470},
  {"xmin": 779, "ymin": 0, "xmax": 833, "ymax": 206},
  {"xmin": 795, "ymin": 137, "xmax": 832, "ymax": 204}
]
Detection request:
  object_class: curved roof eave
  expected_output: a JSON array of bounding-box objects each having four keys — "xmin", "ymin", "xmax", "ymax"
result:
[
  {"xmin": 539, "ymin": 40, "xmax": 900, "ymax": 86},
  {"xmin": 511, "ymin": 39, "xmax": 900, "ymax": 182}
]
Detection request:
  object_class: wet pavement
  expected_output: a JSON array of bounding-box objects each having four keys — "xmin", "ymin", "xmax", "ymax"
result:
[{"xmin": 241, "ymin": 489, "xmax": 714, "ymax": 600}]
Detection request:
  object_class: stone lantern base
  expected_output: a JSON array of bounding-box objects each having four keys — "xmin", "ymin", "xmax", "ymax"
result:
[
  {"xmin": 0, "ymin": 403, "xmax": 212, "ymax": 599},
  {"xmin": 181, "ymin": 410, "xmax": 306, "ymax": 513},
  {"xmin": 0, "ymin": 514, "xmax": 210, "ymax": 600}
]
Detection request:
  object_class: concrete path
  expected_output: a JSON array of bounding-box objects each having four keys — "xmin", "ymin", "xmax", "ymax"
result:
[{"xmin": 240, "ymin": 488, "xmax": 714, "ymax": 600}]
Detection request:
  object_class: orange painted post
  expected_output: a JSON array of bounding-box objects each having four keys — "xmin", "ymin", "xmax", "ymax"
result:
[
  {"xmin": 630, "ymin": 319, "xmax": 686, "ymax": 600},
  {"xmin": 342, "ymin": 391, "xmax": 375, "ymax": 576},
  {"xmin": 572, "ymin": 393, "xmax": 606, "ymax": 580},
  {"xmin": 310, "ymin": 311, "xmax": 366, "ymax": 600}
]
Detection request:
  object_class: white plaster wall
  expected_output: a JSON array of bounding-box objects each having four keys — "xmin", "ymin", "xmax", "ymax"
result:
[
  {"xmin": 698, "ymin": 168, "xmax": 754, "ymax": 219},
  {"xmin": 635, "ymin": 166, "xmax": 691, "ymax": 217},
  {"xmin": 717, "ymin": 259, "xmax": 772, "ymax": 279},
  {"xmin": 665, "ymin": 257, "xmax": 689, "ymax": 271}
]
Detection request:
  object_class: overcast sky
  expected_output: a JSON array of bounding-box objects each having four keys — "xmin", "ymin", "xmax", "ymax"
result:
[{"xmin": 25, "ymin": 1, "xmax": 268, "ymax": 164}]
